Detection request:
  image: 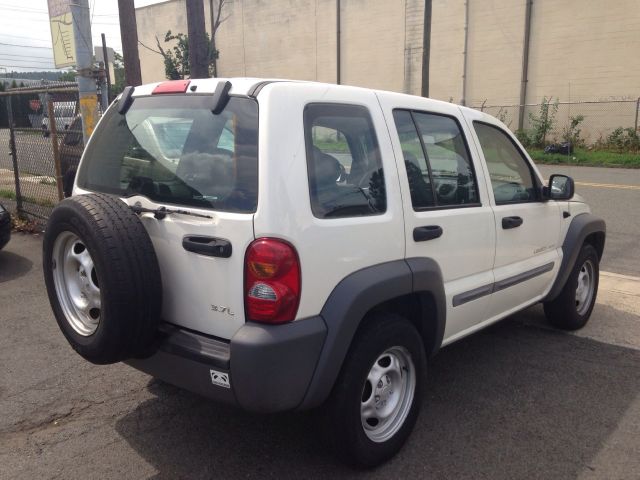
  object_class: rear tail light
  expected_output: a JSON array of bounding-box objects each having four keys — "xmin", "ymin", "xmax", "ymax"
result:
[{"xmin": 244, "ymin": 238, "xmax": 301, "ymax": 324}]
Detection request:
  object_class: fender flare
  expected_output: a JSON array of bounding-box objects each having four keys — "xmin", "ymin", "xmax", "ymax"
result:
[
  {"xmin": 299, "ymin": 257, "xmax": 446, "ymax": 410},
  {"xmin": 545, "ymin": 212, "xmax": 606, "ymax": 302}
]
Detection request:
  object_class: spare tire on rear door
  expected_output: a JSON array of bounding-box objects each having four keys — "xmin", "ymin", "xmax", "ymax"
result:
[{"xmin": 43, "ymin": 193, "xmax": 162, "ymax": 364}]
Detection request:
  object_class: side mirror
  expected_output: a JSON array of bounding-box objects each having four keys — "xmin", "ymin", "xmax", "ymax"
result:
[{"xmin": 544, "ymin": 174, "xmax": 574, "ymax": 200}]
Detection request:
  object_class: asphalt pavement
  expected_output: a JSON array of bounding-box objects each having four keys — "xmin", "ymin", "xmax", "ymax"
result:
[
  {"xmin": 1, "ymin": 219, "xmax": 639, "ymax": 478},
  {"xmin": 0, "ymin": 141, "xmax": 639, "ymax": 478},
  {"xmin": 538, "ymin": 165, "xmax": 640, "ymax": 277}
]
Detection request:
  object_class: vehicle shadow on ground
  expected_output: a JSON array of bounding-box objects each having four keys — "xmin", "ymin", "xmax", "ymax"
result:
[
  {"xmin": 0, "ymin": 248, "xmax": 33, "ymax": 283},
  {"xmin": 115, "ymin": 314, "xmax": 640, "ymax": 480}
]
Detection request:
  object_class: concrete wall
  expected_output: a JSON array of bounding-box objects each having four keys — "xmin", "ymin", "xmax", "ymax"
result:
[
  {"xmin": 429, "ymin": 0, "xmax": 466, "ymax": 103},
  {"xmin": 526, "ymin": 0, "xmax": 640, "ymax": 103},
  {"xmin": 429, "ymin": 0, "xmax": 640, "ymax": 107},
  {"xmin": 134, "ymin": 0, "xmax": 640, "ymax": 132},
  {"xmin": 135, "ymin": 0, "xmax": 424, "ymax": 94}
]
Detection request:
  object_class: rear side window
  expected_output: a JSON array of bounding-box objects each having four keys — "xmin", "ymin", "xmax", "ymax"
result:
[
  {"xmin": 393, "ymin": 109, "xmax": 479, "ymax": 209},
  {"xmin": 304, "ymin": 103, "xmax": 386, "ymax": 218},
  {"xmin": 77, "ymin": 96, "xmax": 258, "ymax": 213}
]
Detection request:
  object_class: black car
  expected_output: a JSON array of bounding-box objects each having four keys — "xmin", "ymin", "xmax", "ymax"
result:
[{"xmin": 0, "ymin": 203, "xmax": 10, "ymax": 250}]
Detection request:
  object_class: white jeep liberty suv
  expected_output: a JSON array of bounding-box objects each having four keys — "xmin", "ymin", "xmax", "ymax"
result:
[{"xmin": 43, "ymin": 78, "xmax": 605, "ymax": 467}]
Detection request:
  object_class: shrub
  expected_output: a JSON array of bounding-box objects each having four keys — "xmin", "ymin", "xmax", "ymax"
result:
[
  {"xmin": 528, "ymin": 97, "xmax": 558, "ymax": 147},
  {"xmin": 561, "ymin": 114, "xmax": 586, "ymax": 147}
]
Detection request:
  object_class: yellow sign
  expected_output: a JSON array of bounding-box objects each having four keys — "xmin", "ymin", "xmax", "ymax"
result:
[{"xmin": 49, "ymin": 12, "xmax": 76, "ymax": 68}]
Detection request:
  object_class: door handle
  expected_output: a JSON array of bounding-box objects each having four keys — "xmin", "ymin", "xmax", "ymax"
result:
[
  {"xmin": 502, "ymin": 216, "xmax": 524, "ymax": 229},
  {"xmin": 413, "ymin": 225, "xmax": 443, "ymax": 242},
  {"xmin": 182, "ymin": 235, "xmax": 232, "ymax": 258}
]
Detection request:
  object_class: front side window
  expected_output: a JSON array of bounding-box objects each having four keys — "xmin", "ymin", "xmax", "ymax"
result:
[
  {"xmin": 393, "ymin": 109, "xmax": 479, "ymax": 209},
  {"xmin": 77, "ymin": 96, "xmax": 258, "ymax": 213},
  {"xmin": 305, "ymin": 103, "xmax": 386, "ymax": 218},
  {"xmin": 473, "ymin": 122, "xmax": 537, "ymax": 204}
]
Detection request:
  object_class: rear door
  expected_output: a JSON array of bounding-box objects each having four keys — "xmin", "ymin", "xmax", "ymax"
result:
[
  {"xmin": 76, "ymin": 94, "xmax": 259, "ymax": 339},
  {"xmin": 463, "ymin": 112, "xmax": 562, "ymax": 318},
  {"xmin": 377, "ymin": 93, "xmax": 496, "ymax": 343}
]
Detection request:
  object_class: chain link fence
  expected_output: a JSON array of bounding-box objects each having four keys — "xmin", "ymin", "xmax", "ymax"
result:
[
  {"xmin": 1, "ymin": 88, "xmax": 639, "ymax": 223},
  {"xmin": 0, "ymin": 84, "xmax": 84, "ymax": 222},
  {"xmin": 474, "ymin": 99, "xmax": 640, "ymax": 148}
]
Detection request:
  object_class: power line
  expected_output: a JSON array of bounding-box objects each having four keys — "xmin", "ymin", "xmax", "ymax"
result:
[
  {"xmin": 0, "ymin": 53, "xmax": 54, "ymax": 60},
  {"xmin": 0, "ymin": 33, "xmax": 50, "ymax": 43},
  {"xmin": 0, "ymin": 57, "xmax": 56, "ymax": 65},
  {"xmin": 0, "ymin": 42, "xmax": 53, "ymax": 50},
  {"xmin": 0, "ymin": 64, "xmax": 61, "ymax": 70},
  {"xmin": 0, "ymin": 6, "xmax": 48, "ymax": 14}
]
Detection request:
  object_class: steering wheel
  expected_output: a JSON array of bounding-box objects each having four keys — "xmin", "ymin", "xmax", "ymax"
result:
[{"xmin": 436, "ymin": 181, "xmax": 458, "ymax": 203}]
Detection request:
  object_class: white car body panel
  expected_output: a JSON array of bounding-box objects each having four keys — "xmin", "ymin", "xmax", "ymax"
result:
[
  {"xmin": 252, "ymin": 83, "xmax": 406, "ymax": 320},
  {"xmin": 73, "ymin": 77, "xmax": 589, "ymax": 345},
  {"xmin": 375, "ymin": 92, "xmax": 497, "ymax": 341}
]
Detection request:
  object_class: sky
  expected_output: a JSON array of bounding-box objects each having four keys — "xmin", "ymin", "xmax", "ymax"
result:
[{"xmin": 0, "ymin": 0, "xmax": 165, "ymax": 73}]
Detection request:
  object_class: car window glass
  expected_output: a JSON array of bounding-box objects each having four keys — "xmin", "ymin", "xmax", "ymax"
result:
[
  {"xmin": 305, "ymin": 103, "xmax": 386, "ymax": 219},
  {"xmin": 392, "ymin": 110, "xmax": 435, "ymax": 209},
  {"xmin": 412, "ymin": 112, "xmax": 479, "ymax": 206},
  {"xmin": 473, "ymin": 122, "xmax": 537, "ymax": 204},
  {"xmin": 77, "ymin": 96, "xmax": 258, "ymax": 213},
  {"xmin": 394, "ymin": 110, "xmax": 479, "ymax": 208},
  {"xmin": 217, "ymin": 124, "xmax": 235, "ymax": 152}
]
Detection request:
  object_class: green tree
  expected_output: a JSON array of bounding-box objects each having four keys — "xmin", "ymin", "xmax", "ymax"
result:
[
  {"xmin": 112, "ymin": 51, "xmax": 126, "ymax": 96},
  {"xmin": 58, "ymin": 70, "xmax": 76, "ymax": 82},
  {"xmin": 155, "ymin": 30, "xmax": 191, "ymax": 80}
]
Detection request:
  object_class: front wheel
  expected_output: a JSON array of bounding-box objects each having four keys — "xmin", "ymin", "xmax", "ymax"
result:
[
  {"xmin": 544, "ymin": 243, "xmax": 599, "ymax": 330},
  {"xmin": 323, "ymin": 313, "xmax": 426, "ymax": 468}
]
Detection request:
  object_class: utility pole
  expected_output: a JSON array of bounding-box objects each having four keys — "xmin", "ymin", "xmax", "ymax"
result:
[
  {"xmin": 518, "ymin": 0, "xmax": 533, "ymax": 131},
  {"xmin": 101, "ymin": 33, "xmax": 112, "ymax": 101},
  {"xmin": 118, "ymin": 0, "xmax": 142, "ymax": 86},
  {"xmin": 186, "ymin": 0, "xmax": 209, "ymax": 78},
  {"xmin": 421, "ymin": 0, "xmax": 432, "ymax": 97},
  {"xmin": 209, "ymin": 0, "xmax": 218, "ymax": 77},
  {"xmin": 71, "ymin": 0, "xmax": 99, "ymax": 145}
]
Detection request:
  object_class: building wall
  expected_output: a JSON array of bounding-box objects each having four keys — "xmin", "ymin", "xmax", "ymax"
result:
[
  {"xmin": 429, "ymin": 0, "xmax": 466, "ymax": 103},
  {"xmin": 429, "ymin": 0, "xmax": 640, "ymax": 107},
  {"xmin": 135, "ymin": 0, "xmax": 639, "ymax": 116},
  {"xmin": 526, "ymin": 0, "xmax": 640, "ymax": 103},
  {"xmin": 135, "ymin": 0, "xmax": 424, "ymax": 95}
]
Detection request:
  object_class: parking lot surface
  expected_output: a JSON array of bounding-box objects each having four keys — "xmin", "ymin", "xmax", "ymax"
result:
[{"xmin": 1, "ymin": 229, "xmax": 639, "ymax": 479}]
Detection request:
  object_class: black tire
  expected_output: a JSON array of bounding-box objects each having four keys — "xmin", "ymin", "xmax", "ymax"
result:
[
  {"xmin": 323, "ymin": 313, "xmax": 426, "ymax": 468},
  {"xmin": 544, "ymin": 243, "xmax": 599, "ymax": 330},
  {"xmin": 43, "ymin": 193, "xmax": 162, "ymax": 364}
]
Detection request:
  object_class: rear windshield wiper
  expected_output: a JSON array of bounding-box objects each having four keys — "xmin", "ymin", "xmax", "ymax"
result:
[{"xmin": 130, "ymin": 204, "xmax": 212, "ymax": 220}]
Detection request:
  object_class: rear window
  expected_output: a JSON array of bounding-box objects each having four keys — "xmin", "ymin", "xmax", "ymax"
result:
[{"xmin": 77, "ymin": 95, "xmax": 258, "ymax": 213}]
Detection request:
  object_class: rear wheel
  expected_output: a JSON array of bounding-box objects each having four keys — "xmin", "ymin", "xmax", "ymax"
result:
[
  {"xmin": 43, "ymin": 193, "xmax": 162, "ymax": 364},
  {"xmin": 324, "ymin": 313, "xmax": 426, "ymax": 468},
  {"xmin": 544, "ymin": 243, "xmax": 599, "ymax": 330}
]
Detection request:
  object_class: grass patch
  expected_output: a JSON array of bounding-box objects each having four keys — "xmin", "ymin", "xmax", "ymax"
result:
[
  {"xmin": 529, "ymin": 148, "xmax": 640, "ymax": 168},
  {"xmin": 0, "ymin": 188, "xmax": 54, "ymax": 208},
  {"xmin": 0, "ymin": 189, "xmax": 16, "ymax": 200}
]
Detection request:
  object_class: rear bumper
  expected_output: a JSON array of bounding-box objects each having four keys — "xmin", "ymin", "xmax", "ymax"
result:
[{"xmin": 125, "ymin": 316, "xmax": 327, "ymax": 413}]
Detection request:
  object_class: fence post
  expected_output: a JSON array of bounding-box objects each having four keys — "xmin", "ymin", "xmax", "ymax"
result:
[
  {"xmin": 635, "ymin": 97, "xmax": 639, "ymax": 132},
  {"xmin": 47, "ymin": 95, "xmax": 64, "ymax": 201},
  {"xmin": 6, "ymin": 96, "xmax": 23, "ymax": 215}
]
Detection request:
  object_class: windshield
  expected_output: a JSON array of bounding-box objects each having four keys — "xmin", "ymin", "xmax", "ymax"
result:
[{"xmin": 77, "ymin": 95, "xmax": 259, "ymax": 213}]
